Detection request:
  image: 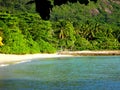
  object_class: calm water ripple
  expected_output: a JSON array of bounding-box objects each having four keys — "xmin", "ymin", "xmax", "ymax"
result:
[{"xmin": 0, "ymin": 56, "xmax": 120, "ymax": 90}]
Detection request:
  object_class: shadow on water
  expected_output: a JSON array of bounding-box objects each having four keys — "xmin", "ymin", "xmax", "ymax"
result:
[{"xmin": 0, "ymin": 79, "xmax": 120, "ymax": 90}]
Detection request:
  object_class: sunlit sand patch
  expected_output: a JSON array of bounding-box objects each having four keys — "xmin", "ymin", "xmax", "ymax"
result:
[
  {"xmin": 0, "ymin": 64, "xmax": 9, "ymax": 67},
  {"xmin": 0, "ymin": 53, "xmax": 72, "ymax": 66}
]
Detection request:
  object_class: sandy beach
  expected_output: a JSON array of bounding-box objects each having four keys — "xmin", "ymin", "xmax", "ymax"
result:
[
  {"xmin": 0, "ymin": 50, "xmax": 120, "ymax": 66},
  {"xmin": 0, "ymin": 53, "xmax": 71, "ymax": 65},
  {"xmin": 58, "ymin": 50, "xmax": 120, "ymax": 56}
]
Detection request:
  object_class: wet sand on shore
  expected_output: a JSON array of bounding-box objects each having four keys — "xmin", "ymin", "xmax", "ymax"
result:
[{"xmin": 0, "ymin": 50, "xmax": 120, "ymax": 65}]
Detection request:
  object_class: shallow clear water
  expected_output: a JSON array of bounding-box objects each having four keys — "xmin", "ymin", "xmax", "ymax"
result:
[{"xmin": 0, "ymin": 56, "xmax": 120, "ymax": 90}]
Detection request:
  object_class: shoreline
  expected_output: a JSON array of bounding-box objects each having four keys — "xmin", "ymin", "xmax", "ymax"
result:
[
  {"xmin": 58, "ymin": 50, "xmax": 120, "ymax": 56},
  {"xmin": 0, "ymin": 50, "xmax": 120, "ymax": 66},
  {"xmin": 0, "ymin": 53, "xmax": 71, "ymax": 65}
]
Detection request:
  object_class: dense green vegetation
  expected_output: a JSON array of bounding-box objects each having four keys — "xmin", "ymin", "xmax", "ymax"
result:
[{"xmin": 0, "ymin": 0, "xmax": 120, "ymax": 54}]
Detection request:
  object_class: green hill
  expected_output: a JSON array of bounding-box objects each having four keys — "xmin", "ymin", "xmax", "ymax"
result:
[{"xmin": 0, "ymin": 0, "xmax": 120, "ymax": 54}]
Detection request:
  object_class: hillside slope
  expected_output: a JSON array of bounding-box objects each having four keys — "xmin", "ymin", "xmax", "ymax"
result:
[{"xmin": 0, "ymin": 0, "xmax": 120, "ymax": 54}]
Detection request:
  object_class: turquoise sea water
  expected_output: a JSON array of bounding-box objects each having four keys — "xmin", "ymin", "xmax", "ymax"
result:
[{"xmin": 0, "ymin": 56, "xmax": 120, "ymax": 90}]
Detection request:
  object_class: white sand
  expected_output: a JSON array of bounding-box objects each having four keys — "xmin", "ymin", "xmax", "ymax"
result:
[
  {"xmin": 59, "ymin": 50, "xmax": 120, "ymax": 55},
  {"xmin": 0, "ymin": 50, "xmax": 120, "ymax": 65},
  {"xmin": 0, "ymin": 53, "xmax": 71, "ymax": 64}
]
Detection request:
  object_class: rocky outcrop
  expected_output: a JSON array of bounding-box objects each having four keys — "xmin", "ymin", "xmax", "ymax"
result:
[
  {"xmin": 89, "ymin": 0, "xmax": 120, "ymax": 16},
  {"xmin": 111, "ymin": 0, "xmax": 120, "ymax": 4}
]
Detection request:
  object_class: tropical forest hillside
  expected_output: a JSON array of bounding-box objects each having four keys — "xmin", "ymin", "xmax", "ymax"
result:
[{"xmin": 0, "ymin": 0, "xmax": 120, "ymax": 54}]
